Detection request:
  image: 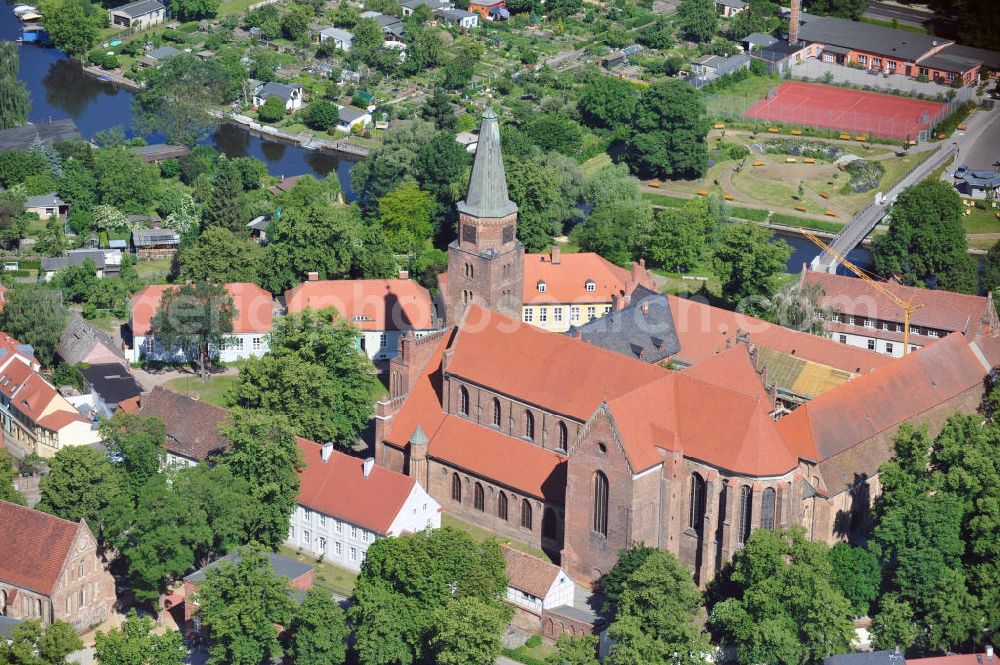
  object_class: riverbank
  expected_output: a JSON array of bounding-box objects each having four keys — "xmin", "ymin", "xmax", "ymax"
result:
[{"xmin": 209, "ymin": 109, "xmax": 370, "ymax": 158}]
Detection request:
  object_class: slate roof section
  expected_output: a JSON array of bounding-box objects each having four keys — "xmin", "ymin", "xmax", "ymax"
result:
[
  {"xmin": 129, "ymin": 143, "xmax": 192, "ymax": 162},
  {"xmin": 145, "ymin": 45, "xmax": 181, "ymax": 60},
  {"xmin": 797, "ymin": 16, "xmax": 948, "ymax": 62},
  {"xmin": 802, "ymin": 270, "xmax": 995, "ymax": 335},
  {"xmin": 0, "ymin": 500, "xmax": 81, "ymax": 595},
  {"xmin": 0, "ymin": 119, "xmax": 81, "ymax": 153},
  {"xmin": 776, "ymin": 334, "xmax": 988, "ymax": 490},
  {"xmin": 457, "ymin": 107, "xmax": 518, "ymax": 219},
  {"xmin": 80, "ymin": 363, "xmax": 144, "ymax": 404},
  {"xmin": 110, "ymin": 0, "xmax": 164, "ymax": 16},
  {"xmin": 256, "ymin": 82, "xmax": 302, "ymax": 102},
  {"xmin": 503, "ymin": 545, "xmax": 563, "ymax": 598},
  {"xmin": 41, "ymin": 249, "xmax": 121, "ymax": 273},
  {"xmin": 296, "ymin": 438, "xmax": 417, "ymax": 535},
  {"xmin": 58, "ymin": 312, "xmax": 124, "ymax": 366},
  {"xmin": 0, "ymin": 616, "xmax": 22, "ymax": 641},
  {"xmin": 284, "ymin": 279, "xmax": 435, "ymax": 331},
  {"xmin": 137, "ymin": 386, "xmax": 229, "ymax": 462},
  {"xmin": 24, "ymin": 193, "xmax": 65, "ymax": 208},
  {"xmin": 567, "ymin": 285, "xmax": 680, "ymax": 362},
  {"xmin": 823, "ymin": 651, "xmax": 901, "ymax": 665},
  {"xmin": 184, "ymin": 550, "xmax": 311, "ymax": 584}
]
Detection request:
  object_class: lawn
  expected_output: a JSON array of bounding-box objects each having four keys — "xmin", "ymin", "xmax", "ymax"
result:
[
  {"xmin": 441, "ymin": 514, "xmax": 551, "ymax": 562},
  {"xmin": 963, "ymin": 206, "xmax": 1000, "ymax": 235},
  {"xmin": 703, "ymin": 74, "xmax": 782, "ymax": 117},
  {"xmin": 219, "ymin": 0, "xmax": 260, "ymax": 16},
  {"xmin": 642, "ymin": 191, "xmax": 689, "ymax": 208},
  {"xmin": 580, "ymin": 153, "xmax": 612, "ymax": 178},
  {"xmin": 503, "ymin": 642, "xmax": 559, "ymax": 664},
  {"xmin": 279, "ymin": 545, "xmax": 358, "ymax": 598},
  {"xmin": 134, "ymin": 257, "xmax": 173, "ymax": 282},
  {"xmin": 731, "ymin": 171, "xmax": 826, "ymax": 213},
  {"xmin": 769, "ymin": 212, "xmax": 844, "ymax": 233},
  {"xmin": 162, "ymin": 373, "xmax": 237, "ymax": 407}
]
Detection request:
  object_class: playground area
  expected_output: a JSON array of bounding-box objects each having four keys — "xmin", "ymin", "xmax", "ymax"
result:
[{"xmin": 743, "ymin": 82, "xmax": 949, "ymax": 141}]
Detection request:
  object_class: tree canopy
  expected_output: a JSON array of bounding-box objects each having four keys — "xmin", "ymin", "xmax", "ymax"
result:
[
  {"xmin": 150, "ymin": 281, "xmax": 235, "ymax": 380},
  {"xmin": 0, "ymin": 619, "xmax": 82, "ymax": 665},
  {"xmin": 0, "ymin": 284, "xmax": 66, "ymax": 367},
  {"xmin": 94, "ymin": 610, "xmax": 186, "ymax": 665},
  {"xmin": 625, "ymin": 80, "xmax": 709, "ymax": 180},
  {"xmin": 288, "ymin": 587, "xmax": 350, "ymax": 665},
  {"xmin": 0, "ymin": 448, "xmax": 26, "ymax": 506},
  {"xmin": 179, "ymin": 226, "xmax": 263, "ymax": 283},
  {"xmin": 710, "ymin": 223, "xmax": 791, "ymax": 305}
]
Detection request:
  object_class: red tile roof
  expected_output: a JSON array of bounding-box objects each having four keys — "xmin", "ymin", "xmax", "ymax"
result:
[
  {"xmin": 117, "ymin": 395, "xmax": 141, "ymax": 414},
  {"xmin": 667, "ymin": 294, "xmax": 892, "ymax": 375},
  {"xmin": 0, "ymin": 363, "xmax": 76, "ymax": 429},
  {"xmin": 384, "ymin": 333, "xmax": 450, "ymax": 450},
  {"xmin": 447, "ymin": 305, "xmax": 667, "ymax": 421},
  {"xmin": 776, "ymin": 333, "xmax": 988, "ymax": 464},
  {"xmin": 36, "ymin": 409, "xmax": 87, "ymax": 431},
  {"xmin": 0, "ymin": 500, "xmax": 81, "ymax": 595},
  {"xmin": 284, "ymin": 279, "xmax": 435, "ymax": 332},
  {"xmin": 428, "ymin": 415, "xmax": 567, "ymax": 502},
  {"xmin": 131, "ymin": 283, "xmax": 273, "ymax": 337},
  {"xmin": 802, "ymin": 271, "xmax": 995, "ymax": 335},
  {"xmin": 503, "ymin": 545, "xmax": 563, "ymax": 598},
  {"xmin": 137, "ymin": 387, "xmax": 229, "ymax": 462},
  {"xmin": 522, "ymin": 253, "xmax": 648, "ymax": 305},
  {"xmin": 296, "ymin": 437, "xmax": 417, "ymax": 535}
]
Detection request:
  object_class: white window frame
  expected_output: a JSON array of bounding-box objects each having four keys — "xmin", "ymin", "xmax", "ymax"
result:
[
  {"xmin": 586, "ymin": 306, "xmax": 596, "ymax": 320},
  {"xmin": 553, "ymin": 307, "xmax": 563, "ymax": 323},
  {"xmin": 571, "ymin": 306, "xmax": 580, "ymax": 322},
  {"xmin": 585, "ymin": 280, "xmax": 596, "ymax": 292},
  {"xmin": 252, "ymin": 337, "xmax": 263, "ymax": 351},
  {"xmin": 523, "ymin": 308, "xmax": 533, "ymax": 323},
  {"xmin": 539, "ymin": 308, "xmax": 548, "ymax": 323}
]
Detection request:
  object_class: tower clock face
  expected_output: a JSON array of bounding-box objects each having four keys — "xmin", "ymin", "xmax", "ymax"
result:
[
  {"xmin": 462, "ymin": 224, "xmax": 478, "ymax": 244},
  {"xmin": 502, "ymin": 225, "xmax": 514, "ymax": 244}
]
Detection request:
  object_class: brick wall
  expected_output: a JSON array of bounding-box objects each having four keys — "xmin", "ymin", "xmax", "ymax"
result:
[
  {"xmin": 50, "ymin": 527, "xmax": 116, "ymax": 631},
  {"xmin": 446, "ymin": 211, "xmax": 523, "ymax": 325}
]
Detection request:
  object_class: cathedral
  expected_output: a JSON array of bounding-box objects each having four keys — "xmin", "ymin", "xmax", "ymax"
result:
[{"xmin": 374, "ymin": 109, "xmax": 993, "ymax": 587}]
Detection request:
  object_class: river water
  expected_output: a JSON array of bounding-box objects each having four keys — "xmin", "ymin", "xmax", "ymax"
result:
[{"xmin": 0, "ymin": 6, "xmax": 359, "ymax": 198}]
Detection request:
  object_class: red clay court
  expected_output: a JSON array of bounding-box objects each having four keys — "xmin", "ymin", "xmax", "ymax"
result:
[{"xmin": 743, "ymin": 81, "xmax": 948, "ymax": 141}]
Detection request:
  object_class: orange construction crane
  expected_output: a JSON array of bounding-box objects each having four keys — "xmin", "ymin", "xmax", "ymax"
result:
[{"xmin": 801, "ymin": 229, "xmax": 923, "ymax": 355}]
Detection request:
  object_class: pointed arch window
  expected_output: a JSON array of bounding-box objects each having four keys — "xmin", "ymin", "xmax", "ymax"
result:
[
  {"xmin": 689, "ymin": 473, "xmax": 706, "ymax": 533},
  {"xmin": 459, "ymin": 386, "xmax": 470, "ymax": 416},
  {"xmin": 524, "ymin": 411, "xmax": 535, "ymax": 441},
  {"xmin": 498, "ymin": 492, "xmax": 508, "ymax": 521},
  {"xmin": 521, "ymin": 500, "xmax": 533, "ymax": 530},
  {"xmin": 738, "ymin": 486, "xmax": 753, "ymax": 544},
  {"xmin": 492, "ymin": 398, "xmax": 501, "ymax": 427},
  {"xmin": 557, "ymin": 421, "xmax": 568, "ymax": 452},
  {"xmin": 593, "ymin": 471, "xmax": 609, "ymax": 537},
  {"xmin": 474, "ymin": 483, "xmax": 485, "ymax": 512},
  {"xmin": 451, "ymin": 473, "xmax": 462, "ymax": 503},
  {"xmin": 760, "ymin": 487, "xmax": 776, "ymax": 530}
]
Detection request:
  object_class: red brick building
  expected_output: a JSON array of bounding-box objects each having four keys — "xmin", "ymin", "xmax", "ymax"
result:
[{"xmin": 0, "ymin": 501, "xmax": 116, "ymax": 631}]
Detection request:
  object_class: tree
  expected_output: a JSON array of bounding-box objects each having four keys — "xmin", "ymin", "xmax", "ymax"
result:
[
  {"xmin": 201, "ymin": 157, "xmax": 247, "ymax": 232},
  {"xmin": 94, "ymin": 610, "xmax": 186, "ymax": 665},
  {"xmin": 0, "ymin": 448, "xmax": 26, "ymax": 505},
  {"xmin": 288, "ymin": 587, "xmax": 350, "ymax": 665},
  {"xmin": 305, "ymin": 99, "xmax": 340, "ymax": 131},
  {"xmin": 352, "ymin": 17, "xmax": 384, "ymax": 51},
  {"xmin": 572, "ymin": 199, "xmax": 652, "ymax": 267},
  {"xmin": 41, "ymin": 0, "xmax": 100, "ymax": 58},
  {"xmin": 982, "ymin": 240, "xmax": 1000, "ymax": 294},
  {"xmin": 281, "ymin": 5, "xmax": 310, "ymax": 40},
  {"xmin": 577, "ymin": 75, "xmax": 640, "ymax": 131},
  {"xmin": 169, "ymin": 0, "xmax": 219, "ymax": 21},
  {"xmin": 871, "ymin": 180, "xmax": 977, "ymax": 293},
  {"xmin": 759, "ymin": 280, "xmax": 831, "ymax": 335},
  {"xmin": 196, "ymin": 546, "xmax": 295, "ymax": 665},
  {"xmin": 804, "ymin": 0, "xmax": 868, "ymax": 20},
  {"xmin": 708, "ymin": 528, "xmax": 855, "ymax": 665},
  {"xmin": 600, "ymin": 544, "xmax": 657, "ymax": 609},
  {"xmin": 134, "ymin": 55, "xmax": 236, "ymax": 146},
  {"xmin": 547, "ymin": 634, "xmax": 600, "ymax": 665},
  {"xmin": 710, "ymin": 223, "xmax": 791, "ymax": 305},
  {"xmin": 675, "ymin": 0, "xmax": 717, "ymax": 42},
  {"xmin": 524, "ymin": 114, "xmax": 583, "ymax": 156},
  {"xmin": 351, "ymin": 121, "xmax": 436, "ymax": 212},
  {"xmin": 37, "ymin": 446, "xmax": 133, "ymax": 549},
  {"xmin": 0, "ymin": 43, "xmax": 30, "ymax": 130},
  {"xmin": 93, "ymin": 148, "xmax": 159, "ymax": 214},
  {"xmin": 422, "ymin": 88, "xmax": 457, "ymax": 132},
  {"xmin": 828, "ymin": 542, "xmax": 880, "ymax": 618},
  {"xmin": 625, "ymin": 80, "xmax": 709, "ymax": 180},
  {"xmin": 869, "ymin": 598, "xmax": 919, "ymax": 651},
  {"xmin": 431, "ymin": 596, "xmax": 513, "ymax": 665},
  {"xmin": 506, "ymin": 156, "xmax": 577, "ymax": 253},
  {"xmin": 0, "ymin": 284, "xmax": 65, "ymax": 367},
  {"xmin": 99, "ymin": 412, "xmax": 167, "ymax": 499},
  {"xmin": 228, "ymin": 308, "xmax": 380, "ymax": 446},
  {"xmin": 258, "ymin": 96, "xmax": 286, "ymax": 123},
  {"xmin": 606, "ymin": 550, "xmax": 709, "ymax": 665},
  {"xmin": 0, "ymin": 619, "xmax": 82, "ymax": 665},
  {"xmin": 170, "ymin": 463, "xmax": 256, "ymax": 567},
  {"xmin": 378, "ymin": 180, "xmax": 436, "ymax": 252},
  {"xmin": 150, "ymin": 281, "xmax": 235, "ymax": 380},
  {"xmin": 414, "ymin": 131, "xmax": 470, "ymax": 234},
  {"xmin": 218, "ymin": 411, "xmax": 303, "ymax": 548},
  {"xmin": 647, "ymin": 203, "xmax": 708, "ymax": 272},
  {"xmin": 179, "ymin": 227, "xmax": 263, "ymax": 283},
  {"xmin": 56, "ymin": 159, "xmax": 97, "ymax": 215}
]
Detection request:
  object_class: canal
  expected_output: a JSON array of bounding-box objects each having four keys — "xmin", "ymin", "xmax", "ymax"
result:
[{"xmin": 1, "ymin": 5, "xmax": 359, "ymax": 198}]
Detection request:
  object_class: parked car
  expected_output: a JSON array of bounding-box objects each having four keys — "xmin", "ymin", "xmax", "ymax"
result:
[{"xmin": 955, "ymin": 165, "xmax": 969, "ymax": 179}]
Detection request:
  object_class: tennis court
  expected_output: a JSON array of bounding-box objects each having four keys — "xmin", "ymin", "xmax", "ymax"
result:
[{"xmin": 743, "ymin": 81, "xmax": 948, "ymax": 141}]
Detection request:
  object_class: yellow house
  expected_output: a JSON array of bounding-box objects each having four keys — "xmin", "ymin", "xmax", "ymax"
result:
[{"xmin": 520, "ymin": 247, "xmax": 656, "ymax": 333}]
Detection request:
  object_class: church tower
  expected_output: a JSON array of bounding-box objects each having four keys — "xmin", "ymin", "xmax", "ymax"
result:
[{"xmin": 445, "ymin": 107, "xmax": 524, "ymax": 325}]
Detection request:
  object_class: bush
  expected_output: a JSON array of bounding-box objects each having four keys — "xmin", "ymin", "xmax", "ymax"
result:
[
  {"xmin": 931, "ymin": 101, "xmax": 975, "ymax": 138},
  {"xmin": 845, "ymin": 159, "xmax": 884, "ymax": 193},
  {"xmin": 161, "ymin": 29, "xmax": 188, "ymax": 43},
  {"xmin": 525, "ymin": 635, "xmax": 542, "ymax": 648},
  {"xmin": 258, "ymin": 96, "xmax": 287, "ymax": 123},
  {"xmin": 305, "ymin": 99, "xmax": 339, "ymax": 130}
]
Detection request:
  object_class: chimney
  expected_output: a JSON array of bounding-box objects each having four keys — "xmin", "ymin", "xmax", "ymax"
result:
[
  {"xmin": 307, "ymin": 271, "xmax": 319, "ymax": 282},
  {"xmin": 399, "ymin": 269, "xmax": 409, "ymax": 280},
  {"xmin": 363, "ymin": 457, "xmax": 375, "ymax": 478},
  {"xmin": 550, "ymin": 245, "xmax": 561, "ymax": 265},
  {"xmin": 321, "ymin": 441, "xmax": 334, "ymax": 462},
  {"xmin": 986, "ymin": 646, "xmax": 994, "ymax": 661},
  {"xmin": 641, "ymin": 302, "xmax": 650, "ymax": 316},
  {"xmin": 789, "ymin": 0, "xmax": 799, "ymax": 45}
]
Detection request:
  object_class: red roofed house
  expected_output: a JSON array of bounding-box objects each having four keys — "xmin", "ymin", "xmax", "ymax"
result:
[
  {"xmin": 503, "ymin": 546, "xmax": 574, "ymax": 615},
  {"xmin": 284, "ymin": 276, "xmax": 438, "ymax": 363},
  {"xmin": 0, "ymin": 334, "xmax": 100, "ymax": 458},
  {"xmin": 0, "ymin": 501, "xmax": 116, "ymax": 631},
  {"xmin": 374, "ymin": 109, "xmax": 996, "ymax": 601},
  {"xmin": 128, "ymin": 283, "xmax": 274, "ymax": 364},
  {"xmin": 286, "ymin": 438, "xmax": 440, "ymax": 572},
  {"xmin": 135, "ymin": 387, "xmax": 230, "ymax": 468},
  {"xmin": 801, "ymin": 269, "xmax": 998, "ymax": 358}
]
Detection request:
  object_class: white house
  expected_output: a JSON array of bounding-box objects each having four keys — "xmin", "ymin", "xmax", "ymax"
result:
[
  {"xmin": 335, "ymin": 105, "xmax": 372, "ymax": 133},
  {"xmin": 287, "ymin": 438, "xmax": 441, "ymax": 572},
  {"xmin": 400, "ymin": 0, "xmax": 451, "ymax": 15},
  {"xmin": 284, "ymin": 276, "xmax": 439, "ymax": 362},
  {"xmin": 108, "ymin": 0, "xmax": 165, "ymax": 28},
  {"xmin": 502, "ymin": 546, "xmax": 575, "ymax": 614},
  {"xmin": 24, "ymin": 193, "xmax": 67, "ymax": 220},
  {"xmin": 434, "ymin": 7, "xmax": 479, "ymax": 28},
  {"xmin": 253, "ymin": 82, "xmax": 304, "ymax": 111},
  {"xmin": 318, "ymin": 26, "xmax": 354, "ymax": 51},
  {"xmin": 129, "ymin": 283, "xmax": 273, "ymax": 363}
]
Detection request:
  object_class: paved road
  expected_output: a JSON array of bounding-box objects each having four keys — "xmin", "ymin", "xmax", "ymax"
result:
[
  {"xmin": 955, "ymin": 109, "xmax": 1000, "ymax": 171},
  {"xmin": 863, "ymin": 1, "xmax": 933, "ymax": 27}
]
